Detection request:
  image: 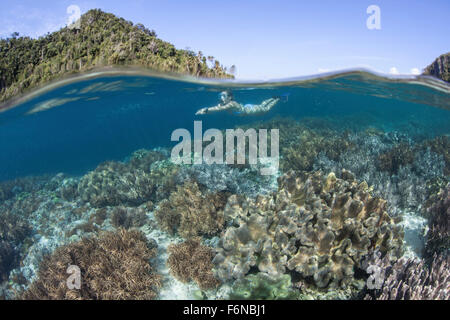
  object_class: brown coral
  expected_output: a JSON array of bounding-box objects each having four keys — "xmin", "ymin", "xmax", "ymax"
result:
[
  {"xmin": 377, "ymin": 143, "xmax": 414, "ymax": 173},
  {"xmin": 167, "ymin": 239, "xmax": 220, "ymax": 290},
  {"xmin": 22, "ymin": 229, "xmax": 161, "ymax": 300},
  {"xmin": 155, "ymin": 181, "xmax": 228, "ymax": 238},
  {"xmin": 214, "ymin": 170, "xmax": 403, "ymax": 290},
  {"xmin": 110, "ymin": 206, "xmax": 148, "ymax": 229}
]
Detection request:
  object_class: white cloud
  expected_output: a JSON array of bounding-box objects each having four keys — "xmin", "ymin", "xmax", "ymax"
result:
[
  {"xmin": 410, "ymin": 68, "xmax": 421, "ymax": 75},
  {"xmin": 389, "ymin": 67, "xmax": 399, "ymax": 75},
  {"xmin": 318, "ymin": 68, "xmax": 330, "ymax": 73}
]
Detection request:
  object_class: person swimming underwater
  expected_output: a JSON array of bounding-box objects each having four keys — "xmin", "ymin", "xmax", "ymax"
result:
[{"xmin": 195, "ymin": 90, "xmax": 284, "ymax": 115}]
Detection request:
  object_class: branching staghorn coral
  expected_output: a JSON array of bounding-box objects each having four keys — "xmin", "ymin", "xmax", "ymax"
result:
[
  {"xmin": 377, "ymin": 143, "xmax": 414, "ymax": 174},
  {"xmin": 235, "ymin": 117, "xmax": 354, "ymax": 173},
  {"xmin": 213, "ymin": 170, "xmax": 403, "ymax": 291},
  {"xmin": 77, "ymin": 151, "xmax": 177, "ymax": 207},
  {"xmin": 425, "ymin": 183, "xmax": 449, "ymax": 259},
  {"xmin": 0, "ymin": 212, "xmax": 31, "ymax": 281},
  {"xmin": 363, "ymin": 251, "xmax": 449, "ymax": 300},
  {"xmin": 22, "ymin": 229, "xmax": 161, "ymax": 300},
  {"xmin": 0, "ymin": 176, "xmax": 53, "ymax": 201},
  {"xmin": 167, "ymin": 238, "xmax": 220, "ymax": 290},
  {"xmin": 281, "ymin": 131, "xmax": 353, "ymax": 172},
  {"xmin": 155, "ymin": 181, "xmax": 228, "ymax": 238},
  {"xmin": 247, "ymin": 118, "xmax": 354, "ymax": 173},
  {"xmin": 421, "ymin": 135, "xmax": 450, "ymax": 175},
  {"xmin": 314, "ymin": 131, "xmax": 447, "ymax": 216},
  {"xmin": 176, "ymin": 163, "xmax": 277, "ymax": 198},
  {"xmin": 110, "ymin": 206, "xmax": 148, "ymax": 229},
  {"xmin": 127, "ymin": 149, "xmax": 166, "ymax": 171}
]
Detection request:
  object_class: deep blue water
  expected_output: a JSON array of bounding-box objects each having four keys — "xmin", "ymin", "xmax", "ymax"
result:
[{"xmin": 0, "ymin": 71, "xmax": 449, "ymax": 181}]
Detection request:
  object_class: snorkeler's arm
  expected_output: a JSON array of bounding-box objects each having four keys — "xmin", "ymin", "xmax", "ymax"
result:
[
  {"xmin": 195, "ymin": 101, "xmax": 241, "ymax": 115},
  {"xmin": 195, "ymin": 107, "xmax": 210, "ymax": 115}
]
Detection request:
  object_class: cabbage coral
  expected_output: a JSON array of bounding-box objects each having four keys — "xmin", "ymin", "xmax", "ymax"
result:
[{"xmin": 214, "ymin": 170, "xmax": 403, "ymax": 290}]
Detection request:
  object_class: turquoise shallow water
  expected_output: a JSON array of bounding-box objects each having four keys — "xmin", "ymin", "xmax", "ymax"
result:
[
  {"xmin": 0, "ymin": 70, "xmax": 449, "ymax": 181},
  {"xmin": 0, "ymin": 69, "xmax": 449, "ymax": 300}
]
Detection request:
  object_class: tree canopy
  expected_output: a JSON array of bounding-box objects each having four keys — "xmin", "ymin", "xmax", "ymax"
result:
[{"xmin": 0, "ymin": 9, "xmax": 233, "ymax": 103}]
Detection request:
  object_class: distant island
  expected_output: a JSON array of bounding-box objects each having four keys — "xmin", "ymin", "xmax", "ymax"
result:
[
  {"xmin": 423, "ymin": 52, "xmax": 450, "ymax": 83},
  {"xmin": 0, "ymin": 9, "xmax": 233, "ymax": 103}
]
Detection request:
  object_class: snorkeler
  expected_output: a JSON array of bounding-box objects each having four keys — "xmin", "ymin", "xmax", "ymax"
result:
[{"xmin": 195, "ymin": 90, "xmax": 283, "ymax": 115}]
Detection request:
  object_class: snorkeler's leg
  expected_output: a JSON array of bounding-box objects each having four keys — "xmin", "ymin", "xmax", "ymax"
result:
[{"xmin": 256, "ymin": 98, "xmax": 280, "ymax": 112}]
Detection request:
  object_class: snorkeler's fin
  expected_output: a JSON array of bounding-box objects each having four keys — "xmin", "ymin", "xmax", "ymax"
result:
[
  {"xmin": 280, "ymin": 93, "xmax": 290, "ymax": 102},
  {"xmin": 272, "ymin": 93, "xmax": 289, "ymax": 102}
]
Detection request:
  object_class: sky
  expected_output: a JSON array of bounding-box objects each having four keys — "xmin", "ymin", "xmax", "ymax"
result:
[{"xmin": 0, "ymin": 0, "xmax": 448, "ymax": 80}]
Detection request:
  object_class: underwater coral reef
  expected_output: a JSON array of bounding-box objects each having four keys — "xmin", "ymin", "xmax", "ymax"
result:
[{"xmin": 0, "ymin": 116, "xmax": 448, "ymax": 300}]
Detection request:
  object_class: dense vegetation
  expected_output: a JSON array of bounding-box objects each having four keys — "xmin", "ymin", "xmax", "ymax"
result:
[
  {"xmin": 423, "ymin": 52, "xmax": 450, "ymax": 83},
  {"xmin": 0, "ymin": 9, "xmax": 233, "ymax": 103}
]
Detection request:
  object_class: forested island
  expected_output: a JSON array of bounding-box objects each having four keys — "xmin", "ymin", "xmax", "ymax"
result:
[{"xmin": 0, "ymin": 9, "xmax": 233, "ymax": 103}]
